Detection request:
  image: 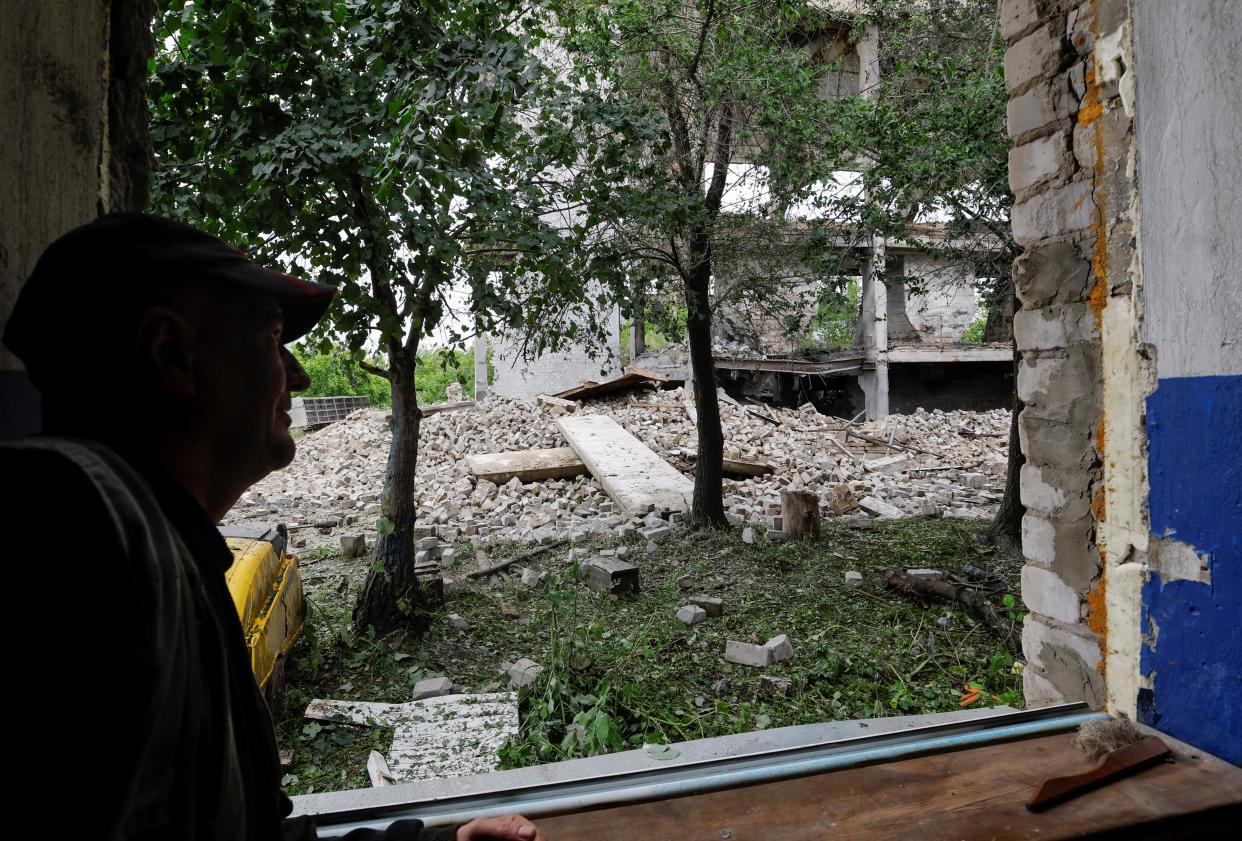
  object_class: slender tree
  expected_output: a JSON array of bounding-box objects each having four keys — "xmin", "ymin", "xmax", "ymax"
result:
[{"xmin": 150, "ymin": 0, "xmax": 647, "ymax": 633}]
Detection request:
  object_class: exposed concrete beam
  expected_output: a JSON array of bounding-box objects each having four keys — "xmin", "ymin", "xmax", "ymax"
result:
[{"xmin": 888, "ymin": 346, "xmax": 1014, "ymax": 363}]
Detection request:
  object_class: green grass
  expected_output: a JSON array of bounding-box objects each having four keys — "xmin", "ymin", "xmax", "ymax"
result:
[{"xmin": 276, "ymin": 518, "xmax": 1023, "ymax": 794}]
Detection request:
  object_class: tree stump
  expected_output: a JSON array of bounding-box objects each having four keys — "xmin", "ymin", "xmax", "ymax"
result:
[{"xmin": 781, "ymin": 490, "xmax": 821, "ymax": 540}]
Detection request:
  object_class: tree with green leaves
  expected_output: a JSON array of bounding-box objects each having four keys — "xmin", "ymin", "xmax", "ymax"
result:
[
  {"xmin": 551, "ymin": 0, "xmax": 844, "ymax": 528},
  {"xmin": 150, "ymin": 0, "xmax": 649, "ymax": 634},
  {"xmin": 817, "ymin": 0, "xmax": 1022, "ymax": 544}
]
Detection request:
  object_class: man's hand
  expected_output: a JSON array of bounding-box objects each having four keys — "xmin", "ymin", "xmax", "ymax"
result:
[{"xmin": 456, "ymin": 814, "xmax": 543, "ymax": 841}]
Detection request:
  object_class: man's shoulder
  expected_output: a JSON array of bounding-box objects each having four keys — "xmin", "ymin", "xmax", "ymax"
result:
[{"xmin": 0, "ymin": 436, "xmax": 151, "ymax": 516}]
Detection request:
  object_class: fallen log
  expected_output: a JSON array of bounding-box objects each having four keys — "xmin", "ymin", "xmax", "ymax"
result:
[
  {"xmin": 883, "ymin": 568, "xmax": 1016, "ymax": 639},
  {"xmin": 467, "ymin": 540, "xmax": 568, "ymax": 579}
]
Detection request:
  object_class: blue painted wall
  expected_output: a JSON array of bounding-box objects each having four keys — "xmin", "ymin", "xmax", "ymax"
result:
[{"xmin": 1140, "ymin": 375, "xmax": 1242, "ymax": 765}]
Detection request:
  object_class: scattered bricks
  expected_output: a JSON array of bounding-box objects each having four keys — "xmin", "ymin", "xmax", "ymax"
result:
[
  {"xmin": 764, "ymin": 634, "xmax": 794, "ymax": 663},
  {"xmin": 676, "ymin": 605, "xmax": 707, "ymax": 625},
  {"xmin": 1011, "ymin": 178, "xmax": 1094, "ymax": 246},
  {"xmin": 905, "ymin": 568, "xmax": 945, "ymax": 581},
  {"xmin": 411, "ymin": 676, "xmax": 455, "ymax": 700},
  {"xmin": 439, "ymin": 547, "xmax": 459, "ymax": 568},
  {"xmin": 448, "ymin": 613, "xmax": 472, "ymax": 631},
  {"xmin": 340, "ymin": 534, "xmax": 367, "ymax": 559},
  {"xmin": 520, "ymin": 567, "xmax": 548, "ymax": 588},
  {"xmin": 643, "ymin": 511, "xmax": 665, "ymax": 529},
  {"xmin": 506, "ymin": 657, "xmax": 544, "ymax": 689},
  {"xmin": 846, "ymin": 514, "xmax": 874, "ymax": 530},
  {"xmin": 742, "ymin": 527, "xmax": 756, "ymax": 544},
  {"xmin": 415, "ymin": 536, "xmax": 440, "ymax": 554},
  {"xmin": 615, "ymin": 524, "xmax": 637, "ymax": 539},
  {"xmin": 845, "ymin": 571, "xmax": 863, "ymax": 587},
  {"xmin": 412, "ymin": 525, "xmax": 436, "ymax": 538},
  {"xmin": 688, "ymin": 595, "xmax": 724, "ymax": 618},
  {"xmin": 761, "ymin": 675, "xmax": 793, "ymax": 696},
  {"xmin": 585, "ymin": 557, "xmax": 640, "ymax": 596},
  {"xmin": 676, "ymin": 574, "xmax": 694, "ymax": 590},
  {"xmin": 858, "ymin": 496, "xmax": 903, "ymax": 519},
  {"xmin": 668, "ymin": 512, "xmax": 686, "ymax": 526},
  {"xmin": 415, "ymin": 550, "xmax": 430, "ymax": 564},
  {"xmin": 642, "ymin": 525, "xmax": 674, "ymax": 544},
  {"xmin": 724, "ymin": 640, "xmax": 771, "ymax": 667},
  {"xmin": 499, "ymin": 600, "xmax": 522, "ymax": 620},
  {"xmin": 826, "ymin": 484, "xmax": 858, "ymax": 516},
  {"xmin": 315, "ymin": 518, "xmax": 340, "ymax": 529}
]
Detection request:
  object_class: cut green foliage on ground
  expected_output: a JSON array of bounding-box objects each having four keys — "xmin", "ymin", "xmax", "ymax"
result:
[{"xmin": 277, "ymin": 517, "xmax": 1023, "ymax": 795}]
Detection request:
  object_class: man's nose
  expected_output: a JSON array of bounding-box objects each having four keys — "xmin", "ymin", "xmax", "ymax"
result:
[{"xmin": 283, "ymin": 347, "xmax": 311, "ymax": 392}]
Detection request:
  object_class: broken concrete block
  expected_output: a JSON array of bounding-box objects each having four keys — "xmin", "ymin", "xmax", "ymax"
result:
[
  {"xmin": 642, "ymin": 525, "xmax": 674, "ymax": 544},
  {"xmin": 415, "ymin": 536, "xmax": 440, "ymax": 553},
  {"xmin": 761, "ymin": 675, "xmax": 792, "ymax": 695},
  {"xmin": 676, "ymin": 574, "xmax": 694, "ymax": 590},
  {"xmin": 676, "ymin": 605, "xmax": 707, "ymax": 625},
  {"xmin": 859, "ymin": 496, "xmax": 903, "ymax": 519},
  {"xmin": 845, "ymin": 570, "xmax": 863, "ymax": 587},
  {"xmin": 724, "ymin": 640, "xmax": 772, "ymax": 667},
  {"xmin": 412, "ymin": 676, "xmax": 454, "ymax": 700},
  {"xmin": 906, "ymin": 568, "xmax": 945, "ymax": 581},
  {"xmin": 688, "ymin": 595, "xmax": 724, "ymax": 617},
  {"xmin": 520, "ymin": 567, "xmax": 548, "ymax": 588},
  {"xmin": 742, "ymin": 527, "xmax": 755, "ymax": 544},
  {"xmin": 439, "ymin": 547, "xmax": 459, "ymax": 568},
  {"xmin": 585, "ymin": 557, "xmax": 640, "ymax": 595},
  {"xmin": 826, "ymin": 484, "xmax": 858, "ymax": 515},
  {"xmin": 764, "ymin": 634, "xmax": 794, "ymax": 663},
  {"xmin": 506, "ymin": 658, "xmax": 543, "ymax": 689},
  {"xmin": 448, "ymin": 613, "xmax": 472, "ymax": 631}
]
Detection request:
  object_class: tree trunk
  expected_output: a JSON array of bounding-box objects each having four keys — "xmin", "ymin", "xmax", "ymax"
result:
[
  {"xmin": 984, "ymin": 298, "xmax": 1024, "ymax": 551},
  {"xmin": 685, "ymin": 228, "xmax": 728, "ymax": 529},
  {"xmin": 781, "ymin": 490, "xmax": 821, "ymax": 540},
  {"xmin": 352, "ymin": 354, "xmax": 428, "ymax": 636},
  {"xmin": 982, "ymin": 275, "xmax": 1015, "ymax": 343}
]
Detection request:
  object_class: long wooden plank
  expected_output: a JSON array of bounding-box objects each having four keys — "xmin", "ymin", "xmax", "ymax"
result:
[
  {"xmin": 556, "ymin": 415, "xmax": 692, "ymax": 514},
  {"xmin": 533, "ymin": 730, "xmax": 1242, "ymax": 840},
  {"xmin": 466, "ymin": 447, "xmax": 586, "ymax": 484}
]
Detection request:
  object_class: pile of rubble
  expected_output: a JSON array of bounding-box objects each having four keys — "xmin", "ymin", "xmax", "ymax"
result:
[{"xmin": 225, "ymin": 390, "xmax": 1010, "ymax": 544}]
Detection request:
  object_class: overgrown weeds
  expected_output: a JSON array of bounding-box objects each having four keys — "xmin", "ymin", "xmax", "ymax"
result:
[{"xmin": 278, "ymin": 517, "xmax": 1024, "ymax": 792}]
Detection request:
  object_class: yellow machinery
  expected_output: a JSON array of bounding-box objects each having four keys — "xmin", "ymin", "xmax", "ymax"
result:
[{"xmin": 221, "ymin": 525, "xmax": 304, "ymax": 709}]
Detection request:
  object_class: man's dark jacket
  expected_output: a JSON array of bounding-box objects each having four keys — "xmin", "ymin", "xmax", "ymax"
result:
[{"xmin": 1, "ymin": 437, "xmax": 451, "ymax": 841}]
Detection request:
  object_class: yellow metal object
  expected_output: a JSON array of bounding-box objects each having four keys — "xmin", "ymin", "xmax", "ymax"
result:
[{"xmin": 224, "ymin": 536, "xmax": 304, "ymax": 689}]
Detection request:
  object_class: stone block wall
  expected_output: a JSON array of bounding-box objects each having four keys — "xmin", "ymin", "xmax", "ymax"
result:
[{"xmin": 1001, "ymin": 0, "xmax": 1138, "ymax": 709}]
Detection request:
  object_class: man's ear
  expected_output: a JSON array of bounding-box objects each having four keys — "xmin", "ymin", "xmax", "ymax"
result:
[{"xmin": 135, "ymin": 307, "xmax": 198, "ymax": 398}]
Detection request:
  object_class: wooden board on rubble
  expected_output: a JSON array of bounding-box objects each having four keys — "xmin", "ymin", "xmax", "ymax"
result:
[
  {"xmin": 553, "ymin": 368, "xmax": 669, "ymax": 401},
  {"xmin": 556, "ymin": 414, "xmax": 692, "ymax": 514},
  {"xmin": 534, "ymin": 729, "xmax": 1242, "ymax": 840},
  {"xmin": 466, "ymin": 447, "xmax": 587, "ymax": 484}
]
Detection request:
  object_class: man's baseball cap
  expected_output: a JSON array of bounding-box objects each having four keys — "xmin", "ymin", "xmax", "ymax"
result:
[{"xmin": 4, "ymin": 213, "xmax": 338, "ymax": 389}]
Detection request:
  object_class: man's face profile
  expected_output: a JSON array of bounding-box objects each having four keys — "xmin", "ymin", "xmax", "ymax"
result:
[{"xmin": 191, "ymin": 292, "xmax": 311, "ymax": 487}]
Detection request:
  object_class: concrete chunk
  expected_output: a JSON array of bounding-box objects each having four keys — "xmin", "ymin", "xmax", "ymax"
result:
[
  {"xmin": 906, "ymin": 568, "xmax": 945, "ymax": 581},
  {"xmin": 340, "ymin": 534, "xmax": 367, "ymax": 559},
  {"xmin": 676, "ymin": 605, "xmax": 707, "ymax": 625},
  {"xmin": 761, "ymin": 675, "xmax": 792, "ymax": 695},
  {"xmin": 845, "ymin": 570, "xmax": 863, "ymax": 587},
  {"xmin": 506, "ymin": 658, "xmax": 543, "ymax": 688},
  {"xmin": 724, "ymin": 640, "xmax": 771, "ymax": 667},
  {"xmin": 585, "ymin": 557, "xmax": 640, "ymax": 595},
  {"xmin": 688, "ymin": 595, "xmax": 724, "ymax": 617},
  {"xmin": 411, "ymin": 676, "xmax": 454, "ymax": 700},
  {"xmin": 764, "ymin": 634, "xmax": 794, "ymax": 663},
  {"xmin": 859, "ymin": 496, "xmax": 903, "ymax": 519}
]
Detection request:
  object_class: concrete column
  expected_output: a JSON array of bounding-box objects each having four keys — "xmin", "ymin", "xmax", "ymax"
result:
[
  {"xmin": 858, "ymin": 240, "xmax": 889, "ymax": 419},
  {"xmin": 473, "ymin": 333, "xmax": 488, "ymax": 401}
]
